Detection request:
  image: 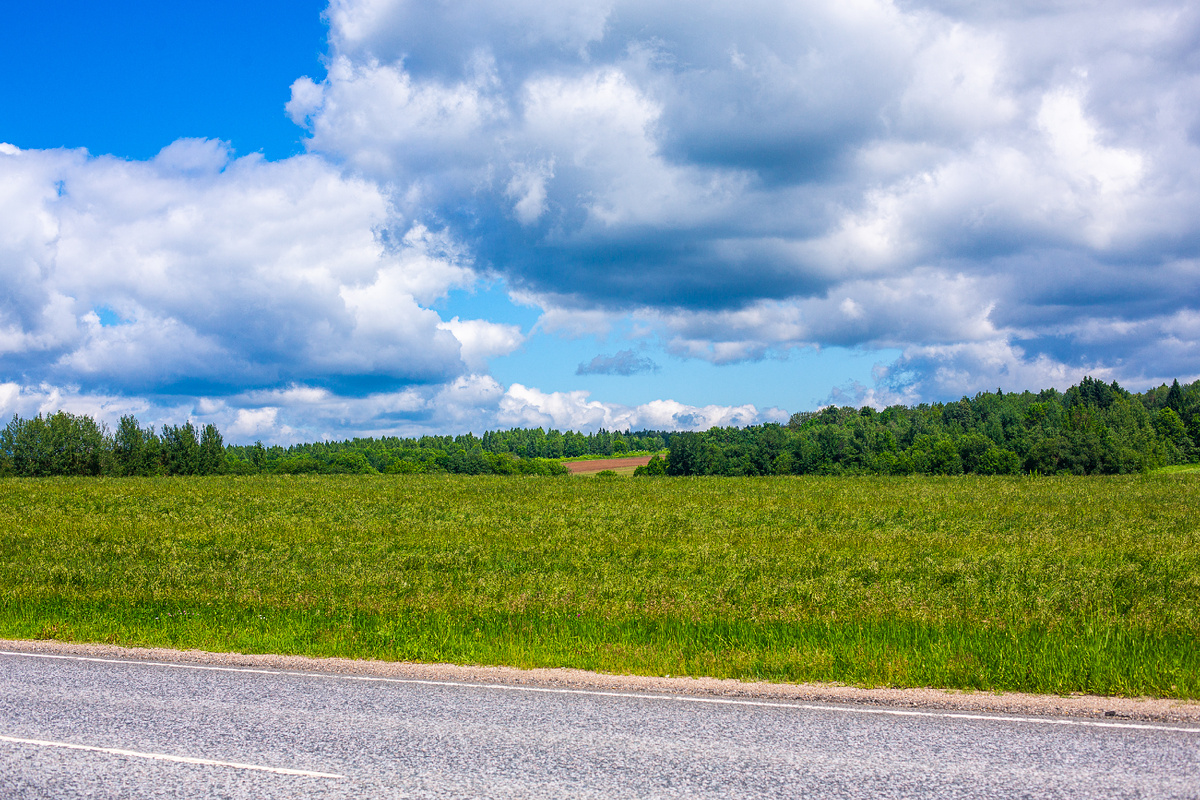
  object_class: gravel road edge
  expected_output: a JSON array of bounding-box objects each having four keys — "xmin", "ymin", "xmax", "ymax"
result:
[{"xmin": 4, "ymin": 637, "xmax": 1198, "ymax": 724}]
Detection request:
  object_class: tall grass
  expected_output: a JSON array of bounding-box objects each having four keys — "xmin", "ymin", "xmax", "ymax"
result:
[{"xmin": 1, "ymin": 474, "xmax": 1197, "ymax": 697}]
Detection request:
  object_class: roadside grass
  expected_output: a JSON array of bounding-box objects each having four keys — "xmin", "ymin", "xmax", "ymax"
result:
[{"xmin": 1, "ymin": 474, "xmax": 1198, "ymax": 698}]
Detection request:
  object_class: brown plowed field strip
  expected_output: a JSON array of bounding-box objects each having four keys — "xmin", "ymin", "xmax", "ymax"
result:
[{"xmin": 563, "ymin": 456, "xmax": 653, "ymax": 474}]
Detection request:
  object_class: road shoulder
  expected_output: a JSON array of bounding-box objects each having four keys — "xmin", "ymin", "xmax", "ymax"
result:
[{"xmin": 4, "ymin": 637, "xmax": 1197, "ymax": 724}]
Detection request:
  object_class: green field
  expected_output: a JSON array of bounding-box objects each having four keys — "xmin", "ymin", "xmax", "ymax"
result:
[
  {"xmin": 1, "ymin": 474, "xmax": 1198, "ymax": 698},
  {"xmin": 1155, "ymin": 463, "xmax": 1200, "ymax": 474},
  {"xmin": 581, "ymin": 466, "xmax": 641, "ymax": 477}
]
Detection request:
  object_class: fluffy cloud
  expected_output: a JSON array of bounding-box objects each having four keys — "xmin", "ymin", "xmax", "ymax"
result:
[
  {"xmin": 293, "ymin": 0, "xmax": 1200, "ymax": 395},
  {"xmin": 436, "ymin": 317, "xmax": 525, "ymax": 371},
  {"xmin": 0, "ymin": 140, "xmax": 479, "ymax": 396},
  {"xmin": 0, "ymin": 381, "xmax": 159, "ymax": 426},
  {"xmin": 497, "ymin": 383, "xmax": 783, "ymax": 432}
]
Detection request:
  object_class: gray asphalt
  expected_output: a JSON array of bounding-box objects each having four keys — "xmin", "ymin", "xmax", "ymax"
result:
[{"xmin": 0, "ymin": 651, "xmax": 1197, "ymax": 799}]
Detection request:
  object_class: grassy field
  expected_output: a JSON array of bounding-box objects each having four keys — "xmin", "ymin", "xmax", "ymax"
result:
[
  {"xmin": 1155, "ymin": 463, "xmax": 1200, "ymax": 474},
  {"xmin": 581, "ymin": 466, "xmax": 640, "ymax": 477},
  {"xmin": 1, "ymin": 474, "xmax": 1198, "ymax": 698}
]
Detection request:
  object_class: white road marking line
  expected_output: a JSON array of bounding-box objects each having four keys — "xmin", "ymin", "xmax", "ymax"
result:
[
  {"xmin": 4, "ymin": 649, "xmax": 1198, "ymax": 734},
  {"xmin": 0, "ymin": 734, "xmax": 344, "ymax": 779}
]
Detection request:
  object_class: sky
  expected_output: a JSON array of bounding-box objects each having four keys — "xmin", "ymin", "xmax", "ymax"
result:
[{"xmin": 2, "ymin": 0, "xmax": 1199, "ymax": 443}]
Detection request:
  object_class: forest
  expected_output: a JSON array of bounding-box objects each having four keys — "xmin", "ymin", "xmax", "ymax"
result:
[
  {"xmin": 1, "ymin": 377, "xmax": 1197, "ymax": 478},
  {"xmin": 657, "ymin": 377, "xmax": 1198, "ymax": 477}
]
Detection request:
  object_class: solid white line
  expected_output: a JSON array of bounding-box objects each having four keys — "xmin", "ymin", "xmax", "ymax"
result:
[
  {"xmin": 0, "ymin": 734, "xmax": 344, "ymax": 779},
  {"xmin": 4, "ymin": 649, "xmax": 1198, "ymax": 735}
]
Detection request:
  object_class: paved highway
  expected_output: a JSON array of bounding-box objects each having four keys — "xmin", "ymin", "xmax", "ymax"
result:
[{"xmin": 1, "ymin": 650, "xmax": 1197, "ymax": 798}]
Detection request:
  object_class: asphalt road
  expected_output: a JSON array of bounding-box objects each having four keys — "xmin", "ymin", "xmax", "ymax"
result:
[{"xmin": 1, "ymin": 650, "xmax": 1197, "ymax": 799}]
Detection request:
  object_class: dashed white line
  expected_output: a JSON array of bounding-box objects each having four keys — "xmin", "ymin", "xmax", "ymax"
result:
[
  {"xmin": 0, "ymin": 734, "xmax": 344, "ymax": 779},
  {"xmin": 4, "ymin": 649, "xmax": 1198, "ymax": 735}
]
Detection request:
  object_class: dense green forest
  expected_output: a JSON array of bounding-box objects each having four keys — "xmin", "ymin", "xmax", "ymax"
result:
[
  {"xmin": 2, "ymin": 378, "xmax": 1197, "ymax": 478},
  {"xmin": 659, "ymin": 377, "xmax": 1198, "ymax": 477}
]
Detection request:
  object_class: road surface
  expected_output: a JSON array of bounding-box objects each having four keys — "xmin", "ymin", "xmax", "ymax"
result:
[{"xmin": 1, "ymin": 649, "xmax": 1197, "ymax": 798}]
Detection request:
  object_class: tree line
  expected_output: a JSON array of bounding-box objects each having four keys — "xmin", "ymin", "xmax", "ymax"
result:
[
  {"xmin": 2, "ymin": 378, "xmax": 1197, "ymax": 478},
  {"xmin": 0, "ymin": 414, "xmax": 576, "ymax": 478},
  {"xmin": 222, "ymin": 436, "xmax": 568, "ymax": 476},
  {"xmin": 0, "ymin": 413, "xmax": 676, "ymax": 477},
  {"xmin": 657, "ymin": 378, "xmax": 1199, "ymax": 476},
  {"xmin": 0, "ymin": 414, "xmax": 224, "ymax": 477},
  {"xmin": 219, "ymin": 427, "xmax": 663, "ymax": 476}
]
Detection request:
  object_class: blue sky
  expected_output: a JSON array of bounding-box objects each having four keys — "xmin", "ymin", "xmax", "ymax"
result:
[
  {"xmin": 2, "ymin": 1, "xmax": 1198, "ymax": 442},
  {"xmin": 3, "ymin": 1, "xmax": 328, "ymax": 160}
]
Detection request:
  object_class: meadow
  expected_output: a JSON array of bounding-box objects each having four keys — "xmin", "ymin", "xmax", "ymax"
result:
[{"xmin": 1, "ymin": 474, "xmax": 1198, "ymax": 698}]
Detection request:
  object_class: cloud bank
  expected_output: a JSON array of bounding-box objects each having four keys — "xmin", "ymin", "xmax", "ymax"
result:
[
  {"xmin": 0, "ymin": 378, "xmax": 784, "ymax": 444},
  {"xmin": 0, "ymin": 138, "xmax": 779, "ymax": 438},
  {"xmin": 294, "ymin": 0, "xmax": 1200, "ymax": 393}
]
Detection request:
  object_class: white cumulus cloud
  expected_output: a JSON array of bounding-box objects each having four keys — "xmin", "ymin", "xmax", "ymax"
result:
[{"xmin": 287, "ymin": 0, "xmax": 1200, "ymax": 397}]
